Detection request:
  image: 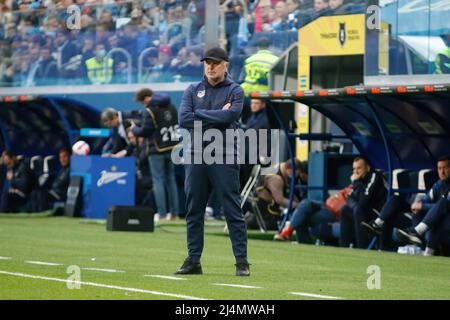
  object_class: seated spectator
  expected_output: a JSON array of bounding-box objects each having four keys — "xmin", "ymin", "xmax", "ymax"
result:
[
  {"xmin": 141, "ymin": 47, "xmax": 159, "ymax": 82},
  {"xmin": 329, "ymin": 0, "xmax": 344, "ymax": 13},
  {"xmin": 24, "ymin": 46, "xmax": 41, "ymax": 86},
  {"xmin": 270, "ymin": 0, "xmax": 290, "ymax": 32},
  {"xmin": 176, "ymin": 46, "xmax": 203, "ymax": 80},
  {"xmin": 40, "ymin": 148, "xmax": 71, "ymax": 211},
  {"xmin": 35, "ymin": 46, "xmax": 59, "ymax": 85},
  {"xmin": 54, "ymin": 30, "xmax": 80, "ymax": 81},
  {"xmin": 275, "ymin": 185, "xmax": 352, "ymax": 243},
  {"xmin": 398, "ymin": 195, "xmax": 450, "ymax": 256},
  {"xmin": 0, "ymin": 150, "xmax": 33, "ymax": 213},
  {"xmin": 147, "ymin": 45, "xmax": 175, "ymax": 82},
  {"xmin": 85, "ymin": 43, "xmax": 114, "ymax": 84},
  {"xmin": 339, "ymin": 156, "xmax": 387, "ymax": 249},
  {"xmin": 170, "ymin": 46, "xmax": 190, "ymax": 73},
  {"xmin": 363, "ymin": 156, "xmax": 450, "ymax": 253},
  {"xmin": 107, "ymin": 34, "xmax": 128, "ymax": 83},
  {"xmin": 256, "ymin": 159, "xmax": 308, "ymax": 214},
  {"xmin": 311, "ymin": 0, "xmax": 332, "ymax": 19},
  {"xmin": 246, "ymin": 158, "xmax": 307, "ymax": 230},
  {"xmin": 253, "ymin": 0, "xmax": 275, "ymax": 33}
]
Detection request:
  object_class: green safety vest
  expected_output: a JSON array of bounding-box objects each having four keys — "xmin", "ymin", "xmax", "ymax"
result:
[
  {"xmin": 85, "ymin": 57, "xmax": 114, "ymax": 84},
  {"xmin": 241, "ymin": 49, "xmax": 279, "ymax": 96},
  {"xmin": 435, "ymin": 46, "xmax": 450, "ymax": 74}
]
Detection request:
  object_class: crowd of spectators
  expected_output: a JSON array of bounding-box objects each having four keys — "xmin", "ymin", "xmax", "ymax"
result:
[{"xmin": 0, "ymin": 0, "xmax": 365, "ymax": 87}]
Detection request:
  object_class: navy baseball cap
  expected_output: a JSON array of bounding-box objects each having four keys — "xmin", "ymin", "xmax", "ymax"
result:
[{"xmin": 201, "ymin": 47, "xmax": 229, "ymax": 62}]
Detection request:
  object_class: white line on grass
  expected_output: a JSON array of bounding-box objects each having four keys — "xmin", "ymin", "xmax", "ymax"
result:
[
  {"xmin": 0, "ymin": 270, "xmax": 209, "ymax": 300},
  {"xmin": 144, "ymin": 275, "xmax": 189, "ymax": 281},
  {"xmin": 25, "ymin": 261, "xmax": 64, "ymax": 266},
  {"xmin": 288, "ymin": 292, "xmax": 342, "ymax": 300},
  {"xmin": 0, "ymin": 257, "xmax": 12, "ymax": 260},
  {"xmin": 82, "ymin": 268, "xmax": 125, "ymax": 273},
  {"xmin": 212, "ymin": 283, "xmax": 262, "ymax": 289}
]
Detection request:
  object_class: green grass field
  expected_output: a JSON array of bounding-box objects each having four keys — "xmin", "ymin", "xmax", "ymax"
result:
[{"xmin": 0, "ymin": 213, "xmax": 449, "ymax": 300}]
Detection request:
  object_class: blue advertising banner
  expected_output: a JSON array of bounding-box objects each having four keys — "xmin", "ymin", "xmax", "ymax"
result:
[{"xmin": 71, "ymin": 156, "xmax": 135, "ymax": 219}]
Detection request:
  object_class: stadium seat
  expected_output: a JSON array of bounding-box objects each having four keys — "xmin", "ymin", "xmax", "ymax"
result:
[{"xmin": 38, "ymin": 155, "xmax": 57, "ymax": 188}]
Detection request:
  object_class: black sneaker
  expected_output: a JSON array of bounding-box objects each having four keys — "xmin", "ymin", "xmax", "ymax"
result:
[
  {"xmin": 235, "ymin": 262, "xmax": 251, "ymax": 277},
  {"xmin": 175, "ymin": 258, "xmax": 203, "ymax": 275},
  {"xmin": 396, "ymin": 227, "xmax": 423, "ymax": 246},
  {"xmin": 361, "ymin": 220, "xmax": 383, "ymax": 235}
]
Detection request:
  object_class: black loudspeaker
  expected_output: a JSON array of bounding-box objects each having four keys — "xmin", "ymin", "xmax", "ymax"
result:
[
  {"xmin": 65, "ymin": 176, "xmax": 83, "ymax": 217},
  {"xmin": 107, "ymin": 206, "xmax": 154, "ymax": 232}
]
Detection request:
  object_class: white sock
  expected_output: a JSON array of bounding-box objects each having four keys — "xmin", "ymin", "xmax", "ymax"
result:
[
  {"xmin": 375, "ymin": 218, "xmax": 384, "ymax": 227},
  {"xmin": 424, "ymin": 247, "xmax": 435, "ymax": 256},
  {"xmin": 414, "ymin": 222, "xmax": 429, "ymax": 235}
]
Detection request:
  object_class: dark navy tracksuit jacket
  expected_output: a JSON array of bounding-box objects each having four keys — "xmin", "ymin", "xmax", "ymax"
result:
[
  {"xmin": 340, "ymin": 170, "xmax": 387, "ymax": 248},
  {"xmin": 179, "ymin": 74, "xmax": 248, "ymax": 263}
]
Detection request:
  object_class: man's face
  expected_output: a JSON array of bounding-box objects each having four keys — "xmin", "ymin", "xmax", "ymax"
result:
[
  {"xmin": 260, "ymin": 4, "xmax": 271, "ymax": 17},
  {"xmin": 275, "ymin": 1, "xmax": 287, "ymax": 17},
  {"xmin": 103, "ymin": 116, "xmax": 119, "ymax": 129},
  {"xmin": 30, "ymin": 48, "xmax": 40, "ymax": 61},
  {"xmin": 2, "ymin": 153, "xmax": 12, "ymax": 166},
  {"xmin": 286, "ymin": 0, "xmax": 298, "ymax": 13},
  {"xmin": 159, "ymin": 52, "xmax": 170, "ymax": 64},
  {"xmin": 353, "ymin": 159, "xmax": 370, "ymax": 180},
  {"xmin": 314, "ymin": 0, "xmax": 328, "ymax": 12},
  {"xmin": 55, "ymin": 33, "xmax": 66, "ymax": 46},
  {"xmin": 329, "ymin": 0, "xmax": 343, "ymax": 10},
  {"xmin": 204, "ymin": 59, "xmax": 228, "ymax": 82},
  {"xmin": 250, "ymin": 99, "xmax": 265, "ymax": 113},
  {"xmin": 437, "ymin": 159, "xmax": 450, "ymax": 181},
  {"xmin": 108, "ymin": 36, "xmax": 118, "ymax": 48},
  {"xmin": 59, "ymin": 151, "xmax": 70, "ymax": 167},
  {"xmin": 40, "ymin": 48, "xmax": 51, "ymax": 60}
]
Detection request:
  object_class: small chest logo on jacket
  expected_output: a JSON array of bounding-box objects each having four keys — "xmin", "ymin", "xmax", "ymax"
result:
[{"xmin": 197, "ymin": 90, "xmax": 205, "ymax": 98}]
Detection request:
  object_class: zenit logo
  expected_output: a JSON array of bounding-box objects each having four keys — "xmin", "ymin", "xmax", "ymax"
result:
[{"xmin": 97, "ymin": 170, "xmax": 128, "ymax": 187}]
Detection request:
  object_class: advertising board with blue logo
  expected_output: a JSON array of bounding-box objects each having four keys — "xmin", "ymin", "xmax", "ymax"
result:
[{"xmin": 71, "ymin": 156, "xmax": 135, "ymax": 219}]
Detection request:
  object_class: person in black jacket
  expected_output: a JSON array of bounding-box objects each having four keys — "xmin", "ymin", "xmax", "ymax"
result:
[
  {"xmin": 40, "ymin": 148, "xmax": 71, "ymax": 211},
  {"xmin": 0, "ymin": 150, "xmax": 33, "ymax": 213},
  {"xmin": 131, "ymin": 88, "xmax": 180, "ymax": 221},
  {"xmin": 101, "ymin": 107, "xmax": 131, "ymax": 156},
  {"xmin": 339, "ymin": 156, "xmax": 387, "ymax": 249}
]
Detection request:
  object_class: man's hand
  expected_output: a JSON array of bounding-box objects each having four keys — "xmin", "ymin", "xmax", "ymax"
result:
[
  {"xmin": 411, "ymin": 201, "xmax": 422, "ymax": 214},
  {"xmin": 6, "ymin": 170, "xmax": 13, "ymax": 181},
  {"xmin": 102, "ymin": 153, "xmax": 112, "ymax": 158},
  {"xmin": 222, "ymin": 103, "xmax": 231, "ymax": 110},
  {"xmin": 350, "ymin": 173, "xmax": 359, "ymax": 181}
]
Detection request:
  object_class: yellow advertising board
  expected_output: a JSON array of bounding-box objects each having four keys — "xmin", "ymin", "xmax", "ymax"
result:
[{"xmin": 296, "ymin": 14, "xmax": 366, "ymax": 160}]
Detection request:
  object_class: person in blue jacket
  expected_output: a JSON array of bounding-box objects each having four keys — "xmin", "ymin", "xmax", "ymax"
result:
[
  {"xmin": 394, "ymin": 156, "xmax": 450, "ymax": 255},
  {"xmin": 175, "ymin": 47, "xmax": 250, "ymax": 276},
  {"xmin": 363, "ymin": 156, "xmax": 450, "ymax": 252}
]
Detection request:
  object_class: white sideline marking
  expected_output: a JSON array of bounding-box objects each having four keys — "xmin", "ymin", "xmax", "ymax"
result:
[
  {"xmin": 82, "ymin": 268, "xmax": 125, "ymax": 273},
  {"xmin": 288, "ymin": 292, "xmax": 342, "ymax": 300},
  {"xmin": 212, "ymin": 283, "xmax": 262, "ymax": 289},
  {"xmin": 0, "ymin": 257, "xmax": 12, "ymax": 260},
  {"xmin": 25, "ymin": 261, "xmax": 64, "ymax": 266},
  {"xmin": 144, "ymin": 275, "xmax": 189, "ymax": 281},
  {"xmin": 0, "ymin": 270, "xmax": 209, "ymax": 300}
]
